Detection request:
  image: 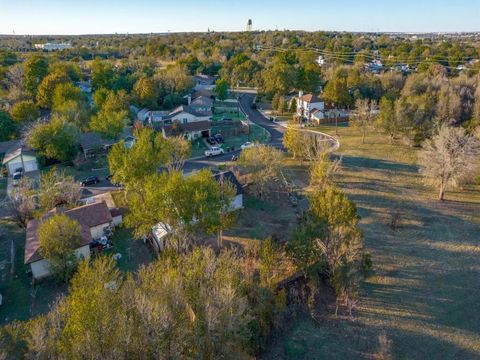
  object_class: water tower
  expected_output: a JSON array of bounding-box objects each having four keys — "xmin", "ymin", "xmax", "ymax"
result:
[{"xmin": 246, "ymin": 19, "xmax": 252, "ymax": 32}]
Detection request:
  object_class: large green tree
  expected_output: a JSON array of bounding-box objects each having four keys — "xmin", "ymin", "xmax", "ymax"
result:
[
  {"xmin": 38, "ymin": 213, "xmax": 82, "ymax": 281},
  {"xmin": 23, "ymin": 55, "xmax": 48, "ymax": 97},
  {"xmin": 27, "ymin": 116, "xmax": 78, "ymax": 161},
  {"xmin": 11, "ymin": 100, "xmax": 40, "ymax": 123}
]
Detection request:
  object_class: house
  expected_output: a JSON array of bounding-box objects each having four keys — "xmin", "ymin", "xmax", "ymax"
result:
[
  {"xmin": 34, "ymin": 42, "xmax": 72, "ymax": 51},
  {"xmin": 213, "ymin": 171, "xmax": 244, "ymax": 211},
  {"xmin": 81, "ymin": 192, "xmax": 123, "ymax": 226},
  {"xmin": 1, "ymin": 142, "xmax": 39, "ymax": 175},
  {"xmin": 192, "ymin": 89, "xmax": 214, "ymax": 100},
  {"xmin": 189, "ymin": 96, "xmax": 214, "ymax": 113},
  {"xmin": 160, "ymin": 120, "xmax": 212, "ymax": 141},
  {"xmin": 295, "ymin": 91, "xmax": 325, "ymax": 120},
  {"xmin": 311, "ymin": 104, "xmax": 349, "ymax": 125},
  {"xmin": 79, "ymin": 128, "xmax": 135, "ymax": 158},
  {"xmin": 194, "ymin": 74, "xmax": 217, "ymax": 91},
  {"xmin": 25, "ymin": 201, "xmax": 115, "ymax": 280}
]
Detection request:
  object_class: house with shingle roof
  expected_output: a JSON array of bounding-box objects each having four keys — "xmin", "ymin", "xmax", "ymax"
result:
[
  {"xmin": 25, "ymin": 201, "xmax": 116, "ymax": 280},
  {"xmin": 0, "ymin": 141, "xmax": 39, "ymax": 175},
  {"xmin": 295, "ymin": 91, "xmax": 325, "ymax": 120}
]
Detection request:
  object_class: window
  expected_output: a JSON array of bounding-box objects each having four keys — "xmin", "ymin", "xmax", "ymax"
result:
[{"xmin": 183, "ymin": 118, "xmax": 188, "ymax": 124}]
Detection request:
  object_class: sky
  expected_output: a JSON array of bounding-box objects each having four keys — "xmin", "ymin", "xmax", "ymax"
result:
[{"xmin": 1, "ymin": 0, "xmax": 479, "ymax": 35}]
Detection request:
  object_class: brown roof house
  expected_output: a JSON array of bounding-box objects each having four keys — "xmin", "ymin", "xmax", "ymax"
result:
[
  {"xmin": 25, "ymin": 201, "xmax": 114, "ymax": 280},
  {"xmin": 294, "ymin": 91, "xmax": 325, "ymax": 120}
]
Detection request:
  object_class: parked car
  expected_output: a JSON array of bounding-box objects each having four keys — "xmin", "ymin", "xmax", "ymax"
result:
[
  {"xmin": 106, "ymin": 174, "xmax": 121, "ymax": 187},
  {"xmin": 240, "ymin": 142, "xmax": 255, "ymax": 150},
  {"xmin": 205, "ymin": 147, "xmax": 224, "ymax": 157},
  {"xmin": 80, "ymin": 176, "xmax": 100, "ymax": 186},
  {"xmin": 214, "ymin": 134, "xmax": 224, "ymax": 143},
  {"xmin": 12, "ymin": 171, "xmax": 23, "ymax": 180},
  {"xmin": 207, "ymin": 137, "xmax": 217, "ymax": 145}
]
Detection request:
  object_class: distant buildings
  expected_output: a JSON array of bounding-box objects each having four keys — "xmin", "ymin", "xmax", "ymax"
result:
[{"xmin": 34, "ymin": 42, "xmax": 72, "ymax": 51}]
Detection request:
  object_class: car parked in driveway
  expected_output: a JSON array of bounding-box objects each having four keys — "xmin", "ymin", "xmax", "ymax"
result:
[
  {"xmin": 12, "ymin": 171, "xmax": 23, "ymax": 181},
  {"xmin": 240, "ymin": 142, "xmax": 255, "ymax": 150},
  {"xmin": 205, "ymin": 147, "xmax": 224, "ymax": 157},
  {"xmin": 80, "ymin": 176, "xmax": 100, "ymax": 186}
]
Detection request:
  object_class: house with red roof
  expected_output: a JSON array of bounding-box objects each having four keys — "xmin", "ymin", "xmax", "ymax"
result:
[{"xmin": 25, "ymin": 201, "xmax": 116, "ymax": 280}]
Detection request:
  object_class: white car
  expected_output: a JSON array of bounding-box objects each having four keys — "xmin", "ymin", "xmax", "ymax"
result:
[
  {"xmin": 240, "ymin": 142, "xmax": 255, "ymax": 150},
  {"xmin": 205, "ymin": 146, "xmax": 224, "ymax": 157}
]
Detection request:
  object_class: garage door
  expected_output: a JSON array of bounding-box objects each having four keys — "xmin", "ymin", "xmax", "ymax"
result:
[{"xmin": 24, "ymin": 160, "xmax": 38, "ymax": 172}]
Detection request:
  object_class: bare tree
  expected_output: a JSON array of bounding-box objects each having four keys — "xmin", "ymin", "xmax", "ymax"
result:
[
  {"xmin": 418, "ymin": 125, "xmax": 480, "ymax": 201},
  {"xmin": 7, "ymin": 177, "xmax": 36, "ymax": 228},
  {"xmin": 352, "ymin": 99, "xmax": 377, "ymax": 144},
  {"xmin": 238, "ymin": 144, "xmax": 284, "ymax": 199}
]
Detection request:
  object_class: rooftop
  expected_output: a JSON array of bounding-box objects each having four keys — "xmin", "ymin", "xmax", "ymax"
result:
[{"xmin": 25, "ymin": 201, "xmax": 113, "ymax": 264}]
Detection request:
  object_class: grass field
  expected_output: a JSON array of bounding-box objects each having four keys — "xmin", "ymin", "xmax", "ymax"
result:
[{"xmin": 263, "ymin": 125, "xmax": 480, "ymax": 359}]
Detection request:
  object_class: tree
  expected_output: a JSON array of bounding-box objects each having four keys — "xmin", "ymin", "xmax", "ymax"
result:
[
  {"xmin": 91, "ymin": 59, "xmax": 115, "ymax": 90},
  {"xmin": 352, "ymin": 98, "xmax": 377, "ymax": 144},
  {"xmin": 259, "ymin": 237, "xmax": 279, "ymax": 287},
  {"xmin": 36, "ymin": 71, "xmax": 69, "ymax": 108},
  {"xmin": 6, "ymin": 177, "xmax": 36, "ymax": 228},
  {"xmin": 209, "ymin": 173, "xmax": 237, "ymax": 248},
  {"xmin": 289, "ymin": 97, "xmax": 297, "ymax": 113},
  {"xmin": 38, "ymin": 213, "xmax": 82, "ymax": 281},
  {"xmin": 161, "ymin": 136, "xmax": 191, "ymax": 172},
  {"xmin": 90, "ymin": 110, "xmax": 127, "ymax": 140},
  {"xmin": 0, "ymin": 110, "xmax": 16, "ymax": 141},
  {"xmin": 278, "ymin": 96, "xmax": 288, "ymax": 115},
  {"xmin": 262, "ymin": 54, "xmax": 298, "ymax": 95},
  {"xmin": 52, "ymin": 82, "xmax": 86, "ymax": 110},
  {"xmin": 23, "ymin": 55, "xmax": 48, "ymax": 97},
  {"xmin": 376, "ymin": 97, "xmax": 399, "ymax": 143},
  {"xmin": 125, "ymin": 170, "xmax": 229, "ymax": 251},
  {"xmin": 238, "ymin": 145, "xmax": 284, "ymax": 198},
  {"xmin": 418, "ymin": 125, "xmax": 480, "ymax": 201},
  {"xmin": 283, "ymin": 124, "xmax": 303, "ymax": 159},
  {"xmin": 39, "ymin": 168, "xmax": 81, "ymax": 210},
  {"xmin": 11, "ymin": 100, "xmax": 40, "ymax": 124},
  {"xmin": 133, "ymin": 77, "xmax": 158, "ymax": 108},
  {"xmin": 214, "ymin": 78, "xmax": 228, "ymax": 101},
  {"xmin": 108, "ymin": 128, "xmax": 166, "ymax": 190},
  {"xmin": 59, "ymin": 257, "xmax": 124, "ymax": 357},
  {"xmin": 27, "ymin": 116, "xmax": 78, "ymax": 162},
  {"xmin": 323, "ymin": 68, "xmax": 352, "ymax": 134},
  {"xmin": 309, "ymin": 151, "xmax": 341, "ymax": 189},
  {"xmin": 53, "ymin": 100, "xmax": 90, "ymax": 130}
]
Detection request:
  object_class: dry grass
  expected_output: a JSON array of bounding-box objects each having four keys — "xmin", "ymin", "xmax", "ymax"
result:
[{"xmin": 263, "ymin": 125, "xmax": 480, "ymax": 359}]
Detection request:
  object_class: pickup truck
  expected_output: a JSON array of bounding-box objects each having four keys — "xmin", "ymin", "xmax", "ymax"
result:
[{"xmin": 205, "ymin": 147, "xmax": 224, "ymax": 157}]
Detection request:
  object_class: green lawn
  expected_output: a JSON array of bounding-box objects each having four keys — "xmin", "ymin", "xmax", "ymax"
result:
[
  {"xmin": 41, "ymin": 157, "xmax": 109, "ymax": 182},
  {"xmin": 104, "ymin": 227, "xmax": 154, "ymax": 273},
  {"xmin": 0, "ymin": 221, "xmax": 66, "ymax": 325},
  {"xmin": 191, "ymin": 139, "xmax": 209, "ymax": 158},
  {"xmin": 263, "ymin": 125, "xmax": 480, "ymax": 359}
]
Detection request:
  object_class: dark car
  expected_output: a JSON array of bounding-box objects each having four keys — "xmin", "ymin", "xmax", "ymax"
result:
[
  {"xmin": 12, "ymin": 171, "xmax": 23, "ymax": 180},
  {"xmin": 80, "ymin": 176, "xmax": 100, "ymax": 186},
  {"xmin": 214, "ymin": 134, "xmax": 224, "ymax": 143},
  {"xmin": 207, "ymin": 137, "xmax": 217, "ymax": 145}
]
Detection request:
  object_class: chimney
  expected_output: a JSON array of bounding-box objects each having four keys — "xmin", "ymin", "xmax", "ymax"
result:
[
  {"xmin": 187, "ymin": 95, "xmax": 191, "ymax": 105},
  {"xmin": 299, "ymin": 91, "xmax": 303, "ymax": 99}
]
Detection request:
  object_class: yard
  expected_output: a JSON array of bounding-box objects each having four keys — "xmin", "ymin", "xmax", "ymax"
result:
[
  {"xmin": 212, "ymin": 100, "xmax": 247, "ymax": 122},
  {"xmin": 41, "ymin": 156, "xmax": 110, "ymax": 182},
  {"xmin": 262, "ymin": 125, "xmax": 480, "ymax": 359},
  {"xmin": 211, "ymin": 123, "xmax": 270, "ymax": 150},
  {"xmin": 0, "ymin": 221, "xmax": 66, "ymax": 325}
]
